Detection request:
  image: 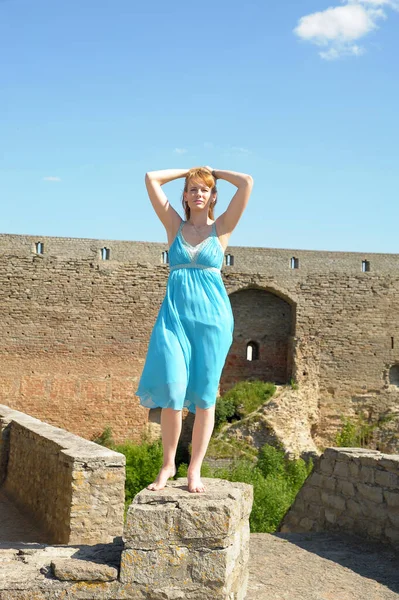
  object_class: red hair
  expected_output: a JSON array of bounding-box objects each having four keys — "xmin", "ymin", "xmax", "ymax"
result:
[{"xmin": 181, "ymin": 167, "xmax": 218, "ymax": 221}]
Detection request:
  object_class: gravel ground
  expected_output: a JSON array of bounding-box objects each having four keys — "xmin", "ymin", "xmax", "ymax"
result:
[{"xmin": 247, "ymin": 532, "xmax": 399, "ymax": 600}]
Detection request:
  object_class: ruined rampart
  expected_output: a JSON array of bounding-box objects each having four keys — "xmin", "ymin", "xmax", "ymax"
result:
[
  {"xmin": 281, "ymin": 447, "xmax": 399, "ymax": 548},
  {"xmin": 0, "ymin": 231, "xmax": 398, "ymax": 450}
]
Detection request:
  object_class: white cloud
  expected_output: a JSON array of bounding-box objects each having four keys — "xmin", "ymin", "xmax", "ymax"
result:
[
  {"xmin": 319, "ymin": 43, "xmax": 366, "ymax": 59},
  {"xmin": 355, "ymin": 0, "xmax": 399, "ymax": 9},
  {"xmin": 231, "ymin": 146, "xmax": 251, "ymax": 154},
  {"xmin": 43, "ymin": 176, "xmax": 61, "ymax": 182},
  {"xmin": 294, "ymin": 0, "xmax": 395, "ymax": 59},
  {"xmin": 174, "ymin": 148, "xmax": 188, "ymax": 154}
]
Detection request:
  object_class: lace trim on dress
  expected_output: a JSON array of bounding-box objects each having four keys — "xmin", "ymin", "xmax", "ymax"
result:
[
  {"xmin": 179, "ymin": 221, "xmax": 216, "ymax": 263},
  {"xmin": 169, "ymin": 263, "xmax": 221, "ymax": 273}
]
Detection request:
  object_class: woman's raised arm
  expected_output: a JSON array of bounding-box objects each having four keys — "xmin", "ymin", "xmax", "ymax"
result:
[
  {"xmin": 211, "ymin": 168, "xmax": 253, "ymax": 234},
  {"xmin": 144, "ymin": 169, "xmax": 189, "ymax": 230}
]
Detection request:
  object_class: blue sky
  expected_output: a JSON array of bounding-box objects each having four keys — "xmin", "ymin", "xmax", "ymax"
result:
[{"xmin": 1, "ymin": 0, "xmax": 398, "ymax": 253}]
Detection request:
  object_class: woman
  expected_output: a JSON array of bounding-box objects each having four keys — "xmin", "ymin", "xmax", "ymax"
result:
[{"xmin": 135, "ymin": 166, "xmax": 253, "ymax": 493}]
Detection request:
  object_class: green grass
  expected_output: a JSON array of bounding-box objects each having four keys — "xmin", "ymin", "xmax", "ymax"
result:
[
  {"xmin": 335, "ymin": 411, "xmax": 397, "ymax": 449},
  {"xmin": 215, "ymin": 380, "xmax": 276, "ymax": 429},
  {"xmin": 206, "ymin": 436, "xmax": 258, "ymax": 460}
]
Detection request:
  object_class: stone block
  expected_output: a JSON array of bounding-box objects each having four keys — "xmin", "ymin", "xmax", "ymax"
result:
[
  {"xmin": 358, "ymin": 466, "xmax": 375, "ymax": 484},
  {"xmin": 358, "ymin": 454, "xmax": 384, "ymax": 467},
  {"xmin": 379, "ymin": 455, "xmax": 399, "ymax": 473},
  {"xmin": 347, "ymin": 499, "xmax": 362, "ymax": 517},
  {"xmin": 348, "ymin": 461, "xmax": 360, "ymax": 479},
  {"xmin": 359, "ymin": 499, "xmax": 388, "ymax": 522},
  {"xmin": 321, "ymin": 475, "xmax": 337, "ymax": 492},
  {"xmin": 325, "ymin": 508, "xmax": 337, "ymax": 524},
  {"xmin": 306, "ymin": 471, "xmax": 323, "ymax": 488},
  {"xmin": 320, "ymin": 458, "xmax": 335, "ymax": 476},
  {"xmin": 321, "ymin": 491, "xmax": 346, "ymax": 512},
  {"xmin": 302, "ymin": 486, "xmax": 321, "ymax": 504},
  {"xmin": 356, "ymin": 483, "xmax": 383, "ymax": 504},
  {"xmin": 51, "ymin": 558, "xmax": 118, "ymax": 581},
  {"xmin": 333, "ymin": 461, "xmax": 349, "ymax": 479},
  {"xmin": 375, "ymin": 469, "xmax": 399, "ymax": 489},
  {"xmin": 337, "ymin": 479, "xmax": 355, "ymax": 497},
  {"xmin": 336, "ymin": 515, "xmax": 355, "ymax": 529},
  {"xmin": 298, "ymin": 516, "xmax": 317, "ymax": 530},
  {"xmin": 120, "ymin": 478, "xmax": 253, "ymax": 599},
  {"xmin": 384, "ymin": 490, "xmax": 399, "ymax": 508}
]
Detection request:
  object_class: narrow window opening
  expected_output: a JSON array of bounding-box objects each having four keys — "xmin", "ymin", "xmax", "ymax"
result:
[
  {"xmin": 391, "ymin": 337, "xmax": 394, "ymax": 350},
  {"xmin": 389, "ymin": 364, "xmax": 399, "ymax": 386},
  {"xmin": 225, "ymin": 253, "xmax": 234, "ymax": 266},
  {"xmin": 362, "ymin": 259, "xmax": 370, "ymax": 272},
  {"xmin": 290, "ymin": 257, "xmax": 299, "ymax": 269},
  {"xmin": 162, "ymin": 250, "xmax": 169, "ymax": 264},
  {"xmin": 35, "ymin": 241, "xmax": 44, "ymax": 255},
  {"xmin": 246, "ymin": 341, "xmax": 260, "ymax": 361},
  {"xmin": 101, "ymin": 247, "xmax": 110, "ymax": 260}
]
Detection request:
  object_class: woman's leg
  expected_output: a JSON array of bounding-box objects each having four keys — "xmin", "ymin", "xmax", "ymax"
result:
[
  {"xmin": 187, "ymin": 405, "xmax": 215, "ymax": 493},
  {"xmin": 147, "ymin": 407, "xmax": 182, "ymax": 491}
]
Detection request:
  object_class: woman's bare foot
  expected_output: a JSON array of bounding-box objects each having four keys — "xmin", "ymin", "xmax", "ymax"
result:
[
  {"xmin": 187, "ymin": 468, "xmax": 205, "ymax": 493},
  {"xmin": 147, "ymin": 464, "xmax": 176, "ymax": 491}
]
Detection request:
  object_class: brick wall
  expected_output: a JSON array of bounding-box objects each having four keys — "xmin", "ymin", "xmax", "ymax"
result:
[{"xmin": 0, "ymin": 232, "xmax": 398, "ymax": 447}]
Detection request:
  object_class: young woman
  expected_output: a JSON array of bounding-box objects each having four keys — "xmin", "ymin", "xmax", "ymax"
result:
[{"xmin": 135, "ymin": 166, "xmax": 253, "ymax": 493}]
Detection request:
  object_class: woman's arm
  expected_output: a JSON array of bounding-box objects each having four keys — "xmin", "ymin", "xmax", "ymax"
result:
[
  {"xmin": 145, "ymin": 169, "xmax": 189, "ymax": 230},
  {"xmin": 211, "ymin": 168, "xmax": 253, "ymax": 189},
  {"xmin": 209, "ymin": 168, "xmax": 253, "ymax": 234},
  {"xmin": 146, "ymin": 168, "xmax": 190, "ymax": 186}
]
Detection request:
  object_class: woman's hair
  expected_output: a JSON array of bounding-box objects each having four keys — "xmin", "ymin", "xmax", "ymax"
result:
[{"xmin": 181, "ymin": 167, "xmax": 218, "ymax": 221}]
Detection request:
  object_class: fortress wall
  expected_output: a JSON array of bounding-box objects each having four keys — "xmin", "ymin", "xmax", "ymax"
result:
[
  {"xmin": 0, "ymin": 232, "xmax": 398, "ymax": 447},
  {"xmin": 280, "ymin": 447, "xmax": 399, "ymax": 548},
  {"xmin": 0, "ymin": 404, "xmax": 126, "ymax": 545}
]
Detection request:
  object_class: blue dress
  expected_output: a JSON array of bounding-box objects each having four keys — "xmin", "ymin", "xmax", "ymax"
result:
[{"xmin": 135, "ymin": 219, "xmax": 234, "ymax": 414}]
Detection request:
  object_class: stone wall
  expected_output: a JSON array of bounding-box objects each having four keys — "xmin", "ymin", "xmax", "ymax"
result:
[
  {"xmin": 0, "ymin": 475, "xmax": 253, "ymax": 600},
  {"xmin": 280, "ymin": 447, "xmax": 399, "ymax": 548},
  {"xmin": 0, "ymin": 404, "xmax": 126, "ymax": 545},
  {"xmin": 0, "ymin": 231, "xmax": 399, "ymax": 449}
]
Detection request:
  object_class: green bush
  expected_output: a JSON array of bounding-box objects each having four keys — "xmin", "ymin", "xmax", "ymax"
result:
[
  {"xmin": 95, "ymin": 428, "xmax": 312, "ymax": 532},
  {"xmin": 91, "ymin": 425, "xmax": 115, "ymax": 448},
  {"xmin": 113, "ymin": 438, "xmax": 164, "ymax": 514},
  {"xmin": 335, "ymin": 412, "xmax": 397, "ymax": 449},
  {"xmin": 178, "ymin": 443, "xmax": 312, "ymax": 533},
  {"xmin": 215, "ymin": 380, "xmax": 276, "ymax": 428}
]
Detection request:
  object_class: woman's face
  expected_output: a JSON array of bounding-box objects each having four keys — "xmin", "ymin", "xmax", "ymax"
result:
[{"xmin": 184, "ymin": 178, "xmax": 215, "ymax": 213}]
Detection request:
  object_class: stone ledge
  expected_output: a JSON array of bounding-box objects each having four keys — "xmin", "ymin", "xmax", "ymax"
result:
[
  {"xmin": 280, "ymin": 447, "xmax": 399, "ymax": 549},
  {"xmin": 0, "ymin": 404, "xmax": 126, "ymax": 545},
  {"xmin": 51, "ymin": 558, "xmax": 118, "ymax": 581}
]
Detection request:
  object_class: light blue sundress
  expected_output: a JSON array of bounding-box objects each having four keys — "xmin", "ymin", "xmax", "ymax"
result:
[{"xmin": 135, "ymin": 218, "xmax": 234, "ymax": 414}]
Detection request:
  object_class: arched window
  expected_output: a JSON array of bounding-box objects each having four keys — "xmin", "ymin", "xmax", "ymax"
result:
[
  {"xmin": 101, "ymin": 247, "xmax": 110, "ymax": 260},
  {"xmin": 246, "ymin": 341, "xmax": 259, "ymax": 361}
]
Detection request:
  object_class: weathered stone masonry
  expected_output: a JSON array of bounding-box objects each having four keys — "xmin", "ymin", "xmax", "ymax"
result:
[
  {"xmin": 0, "ymin": 231, "xmax": 398, "ymax": 449},
  {"xmin": 280, "ymin": 447, "xmax": 399, "ymax": 549},
  {"xmin": 0, "ymin": 403, "xmax": 252, "ymax": 599}
]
